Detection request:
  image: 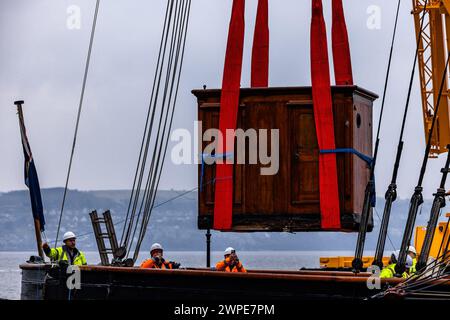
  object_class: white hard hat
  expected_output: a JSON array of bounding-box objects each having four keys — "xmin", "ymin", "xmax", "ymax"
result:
[
  {"xmin": 405, "ymin": 255, "xmax": 413, "ymax": 269},
  {"xmin": 224, "ymin": 247, "xmax": 235, "ymax": 255},
  {"xmin": 150, "ymin": 243, "xmax": 163, "ymax": 253},
  {"xmin": 63, "ymin": 231, "xmax": 76, "ymax": 241},
  {"xmin": 408, "ymin": 246, "xmax": 417, "ymax": 255},
  {"xmin": 390, "ymin": 250, "xmax": 413, "ymax": 268}
]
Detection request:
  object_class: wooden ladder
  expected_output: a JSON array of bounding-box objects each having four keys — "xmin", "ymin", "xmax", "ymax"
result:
[{"xmin": 89, "ymin": 210, "xmax": 120, "ymax": 266}]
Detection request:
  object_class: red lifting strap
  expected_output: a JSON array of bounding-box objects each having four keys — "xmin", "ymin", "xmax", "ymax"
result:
[
  {"xmin": 213, "ymin": 0, "xmax": 245, "ymax": 230},
  {"xmin": 251, "ymin": 0, "xmax": 269, "ymax": 87},
  {"xmin": 311, "ymin": 0, "xmax": 341, "ymax": 230},
  {"xmin": 332, "ymin": 0, "xmax": 353, "ymax": 85}
]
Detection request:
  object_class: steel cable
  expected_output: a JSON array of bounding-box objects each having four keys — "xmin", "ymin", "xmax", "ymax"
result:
[{"xmin": 54, "ymin": 0, "xmax": 101, "ymax": 247}]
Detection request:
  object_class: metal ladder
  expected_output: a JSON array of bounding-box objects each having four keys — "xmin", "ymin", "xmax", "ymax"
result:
[{"xmin": 89, "ymin": 210, "xmax": 120, "ymax": 266}]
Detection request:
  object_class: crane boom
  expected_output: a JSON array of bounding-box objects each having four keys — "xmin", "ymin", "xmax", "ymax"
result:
[{"xmin": 413, "ymin": 0, "xmax": 450, "ymax": 157}]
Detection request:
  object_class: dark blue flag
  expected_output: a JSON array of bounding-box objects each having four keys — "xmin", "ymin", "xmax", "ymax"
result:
[{"xmin": 18, "ymin": 107, "xmax": 45, "ymax": 231}]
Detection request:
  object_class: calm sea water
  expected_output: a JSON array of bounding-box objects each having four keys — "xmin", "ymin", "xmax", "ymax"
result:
[{"xmin": 0, "ymin": 250, "xmax": 354, "ymax": 300}]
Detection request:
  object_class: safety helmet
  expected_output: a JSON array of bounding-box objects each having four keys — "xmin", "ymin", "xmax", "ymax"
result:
[
  {"xmin": 63, "ymin": 231, "xmax": 76, "ymax": 241},
  {"xmin": 391, "ymin": 250, "xmax": 413, "ymax": 268},
  {"xmin": 224, "ymin": 247, "xmax": 235, "ymax": 256},
  {"xmin": 408, "ymin": 246, "xmax": 417, "ymax": 255},
  {"xmin": 150, "ymin": 243, "xmax": 163, "ymax": 253}
]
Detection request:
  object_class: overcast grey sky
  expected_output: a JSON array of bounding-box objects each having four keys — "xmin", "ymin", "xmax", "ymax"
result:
[{"xmin": 0, "ymin": 0, "xmax": 448, "ymax": 201}]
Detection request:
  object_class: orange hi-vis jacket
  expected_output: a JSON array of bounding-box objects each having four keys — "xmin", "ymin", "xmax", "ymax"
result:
[
  {"xmin": 140, "ymin": 258, "xmax": 174, "ymax": 269},
  {"xmin": 215, "ymin": 257, "xmax": 247, "ymax": 273}
]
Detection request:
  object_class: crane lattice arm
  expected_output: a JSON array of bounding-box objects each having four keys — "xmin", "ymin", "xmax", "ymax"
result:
[{"xmin": 413, "ymin": 0, "xmax": 450, "ymax": 157}]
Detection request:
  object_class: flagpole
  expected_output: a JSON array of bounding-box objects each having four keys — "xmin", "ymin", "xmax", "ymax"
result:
[
  {"xmin": 14, "ymin": 100, "xmax": 45, "ymax": 260},
  {"xmin": 33, "ymin": 218, "xmax": 45, "ymax": 259}
]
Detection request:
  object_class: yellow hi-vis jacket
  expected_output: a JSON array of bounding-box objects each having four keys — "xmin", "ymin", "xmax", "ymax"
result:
[
  {"xmin": 45, "ymin": 245, "xmax": 87, "ymax": 266},
  {"xmin": 410, "ymin": 258, "xmax": 417, "ymax": 275},
  {"xmin": 380, "ymin": 263, "xmax": 409, "ymax": 279}
]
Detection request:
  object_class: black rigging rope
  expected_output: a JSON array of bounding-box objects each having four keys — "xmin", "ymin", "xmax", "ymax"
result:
[
  {"xmin": 415, "ymin": 147, "xmax": 450, "ymax": 269},
  {"xmin": 395, "ymin": 267, "xmax": 450, "ymax": 296},
  {"xmin": 118, "ymin": 0, "xmax": 192, "ymax": 263},
  {"xmin": 374, "ymin": 0, "xmax": 401, "ymax": 160},
  {"xmin": 352, "ymin": 0, "xmax": 404, "ymax": 271},
  {"xmin": 120, "ymin": 0, "xmax": 173, "ymax": 247},
  {"xmin": 71, "ymin": 178, "xmax": 216, "ymax": 241},
  {"xmin": 437, "ymin": 215, "xmax": 450, "ymax": 263},
  {"xmin": 374, "ymin": 207, "xmax": 396, "ymax": 251},
  {"xmin": 125, "ymin": 0, "xmax": 179, "ymax": 255},
  {"xmin": 370, "ymin": 0, "xmax": 402, "ymax": 268},
  {"xmin": 132, "ymin": 0, "xmax": 191, "ymax": 262},
  {"xmin": 371, "ymin": 248, "xmax": 450, "ymax": 300},
  {"xmin": 401, "ymin": 216, "xmax": 450, "ymax": 289},
  {"xmin": 400, "ymin": 257, "xmax": 449, "ymax": 291},
  {"xmin": 54, "ymin": 0, "xmax": 101, "ymax": 247},
  {"xmin": 379, "ymin": 215, "xmax": 450, "ymax": 299},
  {"xmin": 396, "ymin": 48, "xmax": 450, "ymax": 275}
]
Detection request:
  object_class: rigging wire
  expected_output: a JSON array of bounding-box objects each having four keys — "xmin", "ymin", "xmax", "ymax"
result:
[
  {"xmin": 355, "ymin": 0, "xmax": 429, "ymax": 271},
  {"xmin": 414, "ymin": 146, "xmax": 450, "ymax": 269},
  {"xmin": 374, "ymin": 207, "xmax": 396, "ymax": 251},
  {"xmin": 124, "ymin": 0, "xmax": 179, "ymax": 252},
  {"xmin": 132, "ymin": 0, "xmax": 191, "ymax": 262},
  {"xmin": 396, "ymin": 48, "xmax": 450, "ymax": 274},
  {"xmin": 117, "ymin": 0, "xmax": 192, "ymax": 263},
  {"xmin": 125, "ymin": 0, "xmax": 181, "ymax": 256},
  {"xmin": 436, "ymin": 215, "xmax": 450, "ymax": 263},
  {"xmin": 378, "ymin": 219, "xmax": 450, "ymax": 299},
  {"xmin": 374, "ymin": 0, "xmax": 401, "ymax": 165},
  {"xmin": 371, "ymin": 248, "xmax": 450, "ymax": 300},
  {"xmin": 397, "ymin": 268, "xmax": 450, "ymax": 294},
  {"xmin": 400, "ymin": 267, "xmax": 449, "ymax": 292},
  {"xmin": 120, "ymin": 0, "xmax": 173, "ymax": 247},
  {"xmin": 352, "ymin": 0, "xmax": 404, "ymax": 271},
  {"xmin": 400, "ymin": 220, "xmax": 450, "ymax": 289},
  {"xmin": 54, "ymin": 0, "xmax": 101, "ymax": 247},
  {"xmin": 71, "ymin": 179, "xmax": 214, "ymax": 241},
  {"xmin": 377, "ymin": 0, "xmax": 428, "ymax": 245}
]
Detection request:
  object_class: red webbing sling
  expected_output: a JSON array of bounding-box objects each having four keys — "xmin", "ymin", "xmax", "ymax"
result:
[
  {"xmin": 251, "ymin": 0, "xmax": 269, "ymax": 87},
  {"xmin": 213, "ymin": 0, "xmax": 245, "ymax": 230},
  {"xmin": 332, "ymin": 0, "xmax": 353, "ymax": 85},
  {"xmin": 310, "ymin": 0, "xmax": 341, "ymax": 229}
]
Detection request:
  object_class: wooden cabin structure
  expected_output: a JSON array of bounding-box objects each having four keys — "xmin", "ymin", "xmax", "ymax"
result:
[{"xmin": 193, "ymin": 86, "xmax": 378, "ymax": 232}]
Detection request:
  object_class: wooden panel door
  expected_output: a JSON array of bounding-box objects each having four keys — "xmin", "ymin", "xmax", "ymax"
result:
[
  {"xmin": 244, "ymin": 103, "xmax": 275, "ymax": 214},
  {"xmin": 199, "ymin": 106, "xmax": 244, "ymax": 213},
  {"xmin": 289, "ymin": 104, "xmax": 320, "ymax": 208}
]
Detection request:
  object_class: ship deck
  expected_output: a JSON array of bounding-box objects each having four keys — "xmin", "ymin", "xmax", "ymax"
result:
[{"xmin": 20, "ymin": 263, "xmax": 410, "ymax": 301}]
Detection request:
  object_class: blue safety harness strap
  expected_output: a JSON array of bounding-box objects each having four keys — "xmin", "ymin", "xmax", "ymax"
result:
[
  {"xmin": 200, "ymin": 153, "xmax": 234, "ymax": 192},
  {"xmin": 320, "ymin": 148, "xmax": 373, "ymax": 166},
  {"xmin": 320, "ymin": 148, "xmax": 376, "ymax": 206}
]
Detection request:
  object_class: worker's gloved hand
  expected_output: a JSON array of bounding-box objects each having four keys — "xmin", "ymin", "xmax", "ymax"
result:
[
  {"xmin": 170, "ymin": 262, "xmax": 181, "ymax": 269},
  {"xmin": 230, "ymin": 253, "xmax": 239, "ymax": 265},
  {"xmin": 58, "ymin": 260, "xmax": 69, "ymax": 269},
  {"xmin": 153, "ymin": 256, "xmax": 163, "ymax": 265}
]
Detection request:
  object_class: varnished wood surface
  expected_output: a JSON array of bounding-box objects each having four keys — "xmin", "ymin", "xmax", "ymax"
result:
[
  {"xmin": 193, "ymin": 86, "xmax": 377, "ymax": 231},
  {"xmin": 20, "ymin": 263, "xmax": 403, "ymax": 284},
  {"xmin": 22, "ymin": 263, "xmax": 450, "ymax": 301}
]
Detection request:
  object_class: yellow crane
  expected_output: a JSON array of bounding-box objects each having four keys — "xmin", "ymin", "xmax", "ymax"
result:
[
  {"xmin": 413, "ymin": 0, "xmax": 450, "ymax": 157},
  {"xmin": 321, "ymin": 1, "xmax": 450, "ymax": 269}
]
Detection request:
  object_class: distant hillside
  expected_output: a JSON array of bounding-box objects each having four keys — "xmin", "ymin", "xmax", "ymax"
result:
[{"xmin": 0, "ymin": 188, "xmax": 444, "ymax": 252}]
